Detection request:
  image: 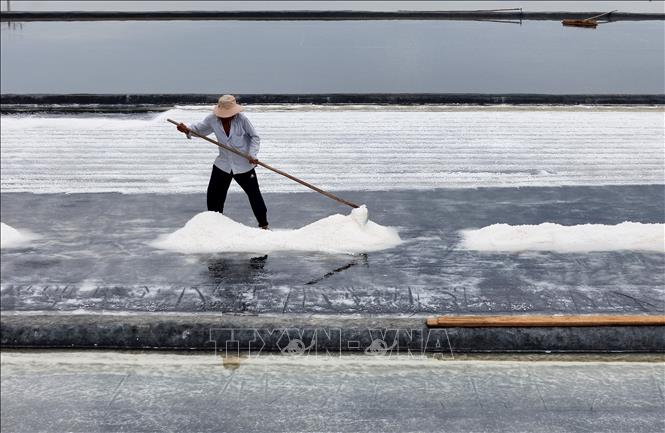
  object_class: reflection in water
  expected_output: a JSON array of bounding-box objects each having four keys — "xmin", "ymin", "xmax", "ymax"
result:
[
  {"xmin": 205, "ymin": 253, "xmax": 368, "ymax": 287},
  {"xmin": 204, "ymin": 254, "xmax": 270, "ymax": 314},
  {"xmin": 3, "ymin": 1, "xmax": 23, "ymax": 31},
  {"xmin": 249, "ymin": 255, "xmax": 268, "ymax": 269},
  {"xmin": 206, "ymin": 255, "xmax": 268, "ymax": 284},
  {"xmin": 469, "ymin": 18, "xmax": 522, "ymax": 25},
  {"xmin": 4, "ymin": 22, "xmax": 23, "ymax": 30},
  {"xmin": 305, "ymin": 253, "xmax": 369, "ymax": 286},
  {"xmin": 205, "ymin": 253, "xmax": 370, "ymax": 286},
  {"xmin": 3, "ymin": 19, "xmax": 663, "ymax": 93}
]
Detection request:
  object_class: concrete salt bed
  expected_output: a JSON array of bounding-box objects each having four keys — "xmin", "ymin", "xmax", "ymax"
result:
[
  {"xmin": 2, "ymin": 350, "xmax": 664, "ymax": 433},
  {"xmin": 1, "ymin": 185, "xmax": 664, "ymax": 316}
]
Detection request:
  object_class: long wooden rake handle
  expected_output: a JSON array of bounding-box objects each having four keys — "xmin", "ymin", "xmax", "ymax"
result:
[
  {"xmin": 426, "ymin": 314, "xmax": 665, "ymax": 328},
  {"xmin": 167, "ymin": 118, "xmax": 359, "ymax": 209}
]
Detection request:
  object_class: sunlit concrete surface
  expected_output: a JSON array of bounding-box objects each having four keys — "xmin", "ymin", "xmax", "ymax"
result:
[{"xmin": 1, "ymin": 350, "xmax": 664, "ymax": 433}]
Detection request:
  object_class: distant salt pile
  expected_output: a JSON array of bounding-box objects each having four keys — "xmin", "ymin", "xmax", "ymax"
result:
[
  {"xmin": 151, "ymin": 205, "xmax": 402, "ymax": 254},
  {"xmin": 0, "ymin": 223, "xmax": 37, "ymax": 249},
  {"xmin": 460, "ymin": 222, "xmax": 665, "ymax": 253}
]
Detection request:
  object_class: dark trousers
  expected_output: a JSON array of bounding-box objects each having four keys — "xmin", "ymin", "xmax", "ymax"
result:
[{"xmin": 207, "ymin": 165, "xmax": 269, "ymax": 227}]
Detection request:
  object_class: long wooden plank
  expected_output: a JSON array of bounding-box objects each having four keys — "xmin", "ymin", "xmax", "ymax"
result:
[{"xmin": 426, "ymin": 315, "xmax": 665, "ymax": 328}]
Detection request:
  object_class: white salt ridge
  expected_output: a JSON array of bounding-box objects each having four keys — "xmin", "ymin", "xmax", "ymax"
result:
[
  {"xmin": 1, "ymin": 108, "xmax": 663, "ymax": 193},
  {"xmin": 151, "ymin": 205, "xmax": 402, "ymax": 254},
  {"xmin": 460, "ymin": 222, "xmax": 665, "ymax": 253},
  {"xmin": 0, "ymin": 223, "xmax": 37, "ymax": 249}
]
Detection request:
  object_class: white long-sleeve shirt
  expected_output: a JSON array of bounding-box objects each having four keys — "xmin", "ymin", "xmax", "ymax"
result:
[{"xmin": 187, "ymin": 112, "xmax": 260, "ymax": 174}]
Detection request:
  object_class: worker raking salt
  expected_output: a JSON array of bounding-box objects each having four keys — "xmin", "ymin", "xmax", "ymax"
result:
[
  {"xmin": 176, "ymin": 95, "xmax": 269, "ymax": 229},
  {"xmin": 163, "ymin": 106, "xmax": 403, "ymax": 254},
  {"xmin": 168, "ymin": 96, "xmax": 362, "ymax": 227}
]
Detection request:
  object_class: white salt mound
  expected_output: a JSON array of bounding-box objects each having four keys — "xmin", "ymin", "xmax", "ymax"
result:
[
  {"xmin": 460, "ymin": 222, "xmax": 665, "ymax": 253},
  {"xmin": 1, "ymin": 222, "xmax": 36, "ymax": 249},
  {"xmin": 151, "ymin": 205, "xmax": 401, "ymax": 254}
]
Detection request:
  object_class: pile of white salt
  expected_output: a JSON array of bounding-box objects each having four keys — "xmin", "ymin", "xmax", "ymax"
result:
[
  {"xmin": 151, "ymin": 205, "xmax": 402, "ymax": 255},
  {"xmin": 460, "ymin": 222, "xmax": 665, "ymax": 253},
  {"xmin": 0, "ymin": 222, "xmax": 37, "ymax": 249}
]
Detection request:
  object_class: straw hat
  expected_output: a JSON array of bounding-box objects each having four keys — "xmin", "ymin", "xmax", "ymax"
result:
[{"xmin": 213, "ymin": 94, "xmax": 244, "ymax": 118}]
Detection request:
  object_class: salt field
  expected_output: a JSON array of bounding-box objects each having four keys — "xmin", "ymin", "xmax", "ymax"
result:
[
  {"xmin": 2, "ymin": 186, "xmax": 663, "ymax": 315},
  {"xmin": 1, "ymin": 106, "xmax": 663, "ymax": 193},
  {"xmin": 2, "ymin": 2, "xmax": 665, "ymax": 431},
  {"xmin": 1, "ymin": 104, "xmax": 664, "ymax": 315}
]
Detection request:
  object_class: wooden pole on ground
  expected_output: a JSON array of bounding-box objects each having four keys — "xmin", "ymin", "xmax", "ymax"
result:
[
  {"xmin": 562, "ymin": 10, "xmax": 617, "ymax": 28},
  {"xmin": 426, "ymin": 315, "xmax": 665, "ymax": 327},
  {"xmin": 167, "ymin": 118, "xmax": 359, "ymax": 209}
]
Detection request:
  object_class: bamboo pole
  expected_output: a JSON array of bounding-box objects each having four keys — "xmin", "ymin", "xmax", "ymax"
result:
[
  {"xmin": 167, "ymin": 118, "xmax": 359, "ymax": 209},
  {"xmin": 426, "ymin": 314, "xmax": 665, "ymax": 328}
]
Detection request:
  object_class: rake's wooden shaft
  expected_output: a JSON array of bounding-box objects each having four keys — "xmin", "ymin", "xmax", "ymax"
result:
[
  {"xmin": 167, "ymin": 118, "xmax": 359, "ymax": 209},
  {"xmin": 426, "ymin": 314, "xmax": 665, "ymax": 328}
]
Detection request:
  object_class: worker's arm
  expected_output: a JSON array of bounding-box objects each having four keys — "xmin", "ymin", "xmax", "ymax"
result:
[
  {"xmin": 242, "ymin": 115, "xmax": 261, "ymax": 165},
  {"xmin": 177, "ymin": 115, "xmax": 214, "ymax": 139}
]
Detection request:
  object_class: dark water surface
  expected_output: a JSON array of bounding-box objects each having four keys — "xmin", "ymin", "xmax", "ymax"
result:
[{"xmin": 1, "ymin": 20, "xmax": 663, "ymax": 93}]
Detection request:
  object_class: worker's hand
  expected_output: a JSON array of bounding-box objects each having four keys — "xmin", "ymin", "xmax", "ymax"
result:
[
  {"xmin": 176, "ymin": 123, "xmax": 190, "ymax": 134},
  {"xmin": 249, "ymin": 157, "xmax": 259, "ymax": 166}
]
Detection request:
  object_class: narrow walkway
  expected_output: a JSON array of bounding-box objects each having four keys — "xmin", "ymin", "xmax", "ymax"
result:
[{"xmin": 2, "ymin": 351, "xmax": 663, "ymax": 433}]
